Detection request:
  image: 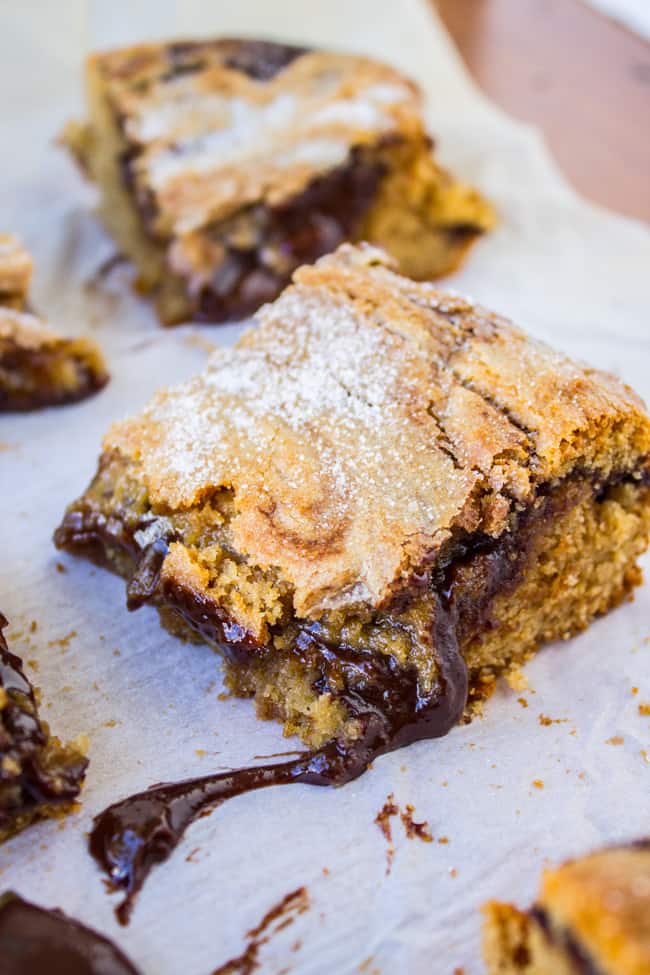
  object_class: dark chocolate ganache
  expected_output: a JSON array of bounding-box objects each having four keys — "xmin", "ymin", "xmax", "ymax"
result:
[
  {"xmin": 0, "ymin": 615, "xmax": 88, "ymax": 836},
  {"xmin": 0, "ymin": 892, "xmax": 140, "ymax": 974},
  {"xmin": 90, "ymin": 593, "xmax": 465, "ymax": 925},
  {"xmin": 54, "ymin": 468, "xmax": 649, "ymax": 922}
]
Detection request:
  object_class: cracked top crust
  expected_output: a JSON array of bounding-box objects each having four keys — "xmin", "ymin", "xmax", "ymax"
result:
[
  {"xmin": 105, "ymin": 244, "xmax": 650, "ymax": 617},
  {"xmin": 0, "ymin": 235, "xmax": 33, "ymax": 304},
  {"xmin": 540, "ymin": 843, "xmax": 650, "ymax": 975},
  {"xmin": 87, "ymin": 39, "xmax": 423, "ymax": 234}
]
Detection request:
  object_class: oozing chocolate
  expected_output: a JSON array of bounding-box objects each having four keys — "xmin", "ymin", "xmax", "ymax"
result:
[
  {"xmin": 0, "ymin": 892, "xmax": 141, "ymax": 974},
  {"xmin": 530, "ymin": 907, "xmax": 603, "ymax": 975},
  {"xmin": 0, "ymin": 615, "xmax": 88, "ymax": 837},
  {"xmin": 90, "ymin": 593, "xmax": 464, "ymax": 925},
  {"xmin": 55, "ymin": 469, "xmax": 648, "ymax": 921}
]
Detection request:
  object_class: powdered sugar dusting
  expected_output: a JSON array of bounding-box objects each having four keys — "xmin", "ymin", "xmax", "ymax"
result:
[{"xmin": 106, "ymin": 244, "xmax": 648, "ymax": 615}]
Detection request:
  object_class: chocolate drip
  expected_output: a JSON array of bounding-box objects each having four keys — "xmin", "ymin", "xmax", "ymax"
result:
[
  {"xmin": 90, "ymin": 595, "xmax": 466, "ymax": 924},
  {"xmin": 0, "ymin": 892, "xmax": 140, "ymax": 974}
]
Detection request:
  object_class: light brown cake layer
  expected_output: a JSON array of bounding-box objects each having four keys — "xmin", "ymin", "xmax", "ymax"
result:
[
  {"xmin": 55, "ymin": 245, "xmax": 650, "ymax": 748},
  {"xmin": 483, "ymin": 843, "xmax": 650, "ymax": 975},
  {"xmin": 64, "ymin": 38, "xmax": 494, "ymax": 323}
]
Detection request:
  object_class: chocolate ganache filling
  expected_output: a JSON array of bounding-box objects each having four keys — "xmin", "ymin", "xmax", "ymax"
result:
[
  {"xmin": 53, "ymin": 469, "xmax": 648, "ymax": 922},
  {"xmin": 0, "ymin": 892, "xmax": 140, "ymax": 974}
]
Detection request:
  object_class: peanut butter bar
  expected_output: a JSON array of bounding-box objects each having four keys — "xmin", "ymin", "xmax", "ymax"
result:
[
  {"xmin": 55, "ymin": 244, "xmax": 650, "ymax": 755},
  {"xmin": 0, "ymin": 614, "xmax": 88, "ymax": 842},
  {"xmin": 63, "ymin": 38, "xmax": 494, "ymax": 324},
  {"xmin": 0, "ymin": 237, "xmax": 108, "ymax": 412},
  {"xmin": 483, "ymin": 841, "xmax": 650, "ymax": 974}
]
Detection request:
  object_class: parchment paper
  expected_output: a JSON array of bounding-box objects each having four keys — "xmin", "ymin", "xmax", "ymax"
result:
[
  {"xmin": 582, "ymin": 0, "xmax": 650, "ymax": 40},
  {"xmin": 1, "ymin": 2, "xmax": 649, "ymax": 973}
]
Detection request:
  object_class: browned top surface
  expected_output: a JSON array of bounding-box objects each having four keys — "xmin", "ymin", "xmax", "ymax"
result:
[
  {"xmin": 88, "ymin": 39, "xmax": 425, "ymax": 234},
  {"xmin": 106, "ymin": 243, "xmax": 650, "ymax": 618},
  {"xmin": 434, "ymin": 0, "xmax": 650, "ymax": 222}
]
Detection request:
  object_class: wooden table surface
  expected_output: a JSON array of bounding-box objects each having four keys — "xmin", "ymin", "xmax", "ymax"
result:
[{"xmin": 433, "ymin": 0, "xmax": 650, "ymax": 223}]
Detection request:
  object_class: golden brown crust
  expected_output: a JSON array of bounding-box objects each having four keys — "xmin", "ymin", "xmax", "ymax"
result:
[
  {"xmin": 87, "ymin": 42, "xmax": 422, "ymax": 232},
  {"xmin": 540, "ymin": 846, "xmax": 650, "ymax": 975},
  {"xmin": 104, "ymin": 244, "xmax": 650, "ymax": 618}
]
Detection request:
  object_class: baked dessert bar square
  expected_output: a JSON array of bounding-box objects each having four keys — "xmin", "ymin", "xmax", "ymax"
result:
[
  {"xmin": 0, "ymin": 614, "xmax": 88, "ymax": 842},
  {"xmin": 63, "ymin": 38, "xmax": 494, "ymax": 324},
  {"xmin": 55, "ymin": 244, "xmax": 650, "ymax": 755},
  {"xmin": 0, "ymin": 238, "xmax": 109, "ymax": 412},
  {"xmin": 483, "ymin": 840, "xmax": 650, "ymax": 974}
]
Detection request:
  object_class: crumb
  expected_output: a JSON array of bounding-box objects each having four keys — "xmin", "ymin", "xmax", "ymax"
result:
[
  {"xmin": 112, "ymin": 648, "xmax": 121, "ymax": 657},
  {"xmin": 30, "ymin": 620, "xmax": 38, "ymax": 633},
  {"xmin": 104, "ymin": 719, "xmax": 118, "ymax": 728},
  {"xmin": 375, "ymin": 794, "xmax": 399, "ymax": 873},
  {"xmin": 605, "ymin": 736, "xmax": 624, "ymax": 745},
  {"xmin": 638, "ymin": 703, "xmax": 650, "ymax": 716},
  {"xmin": 438, "ymin": 836, "xmax": 449, "ymax": 845},
  {"xmin": 441, "ymin": 780, "xmax": 448, "ymax": 787},
  {"xmin": 26, "ymin": 659, "xmax": 39, "ymax": 672},
  {"xmin": 641, "ymin": 750, "xmax": 649, "ymax": 763},
  {"xmin": 195, "ymin": 748, "xmax": 207, "ymax": 758},
  {"xmin": 449, "ymin": 868, "xmax": 458, "ymax": 878},
  {"xmin": 538, "ymin": 714, "xmax": 567, "ymax": 726},
  {"xmin": 532, "ymin": 779, "xmax": 544, "ymax": 789},
  {"xmin": 55, "ymin": 561, "xmax": 67, "ymax": 573},
  {"xmin": 632, "ymin": 686, "xmax": 639, "ymax": 695},
  {"xmin": 217, "ymin": 691, "xmax": 230, "ymax": 701},
  {"xmin": 47, "ymin": 630, "xmax": 77, "ymax": 650},
  {"xmin": 185, "ymin": 847, "xmax": 201, "ymax": 862},
  {"xmin": 400, "ymin": 804, "xmax": 433, "ymax": 843},
  {"xmin": 454, "ymin": 968, "xmax": 465, "ymax": 975},
  {"xmin": 291, "ymin": 939, "xmax": 302, "ymax": 952},
  {"xmin": 517, "ymin": 696, "xmax": 528, "ymax": 708}
]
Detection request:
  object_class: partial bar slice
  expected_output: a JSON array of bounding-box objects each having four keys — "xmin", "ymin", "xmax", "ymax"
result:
[
  {"xmin": 63, "ymin": 38, "xmax": 494, "ymax": 324},
  {"xmin": 55, "ymin": 244, "xmax": 650, "ymax": 755},
  {"xmin": 0, "ymin": 237, "xmax": 108, "ymax": 411},
  {"xmin": 0, "ymin": 614, "xmax": 88, "ymax": 842},
  {"xmin": 483, "ymin": 841, "xmax": 650, "ymax": 974}
]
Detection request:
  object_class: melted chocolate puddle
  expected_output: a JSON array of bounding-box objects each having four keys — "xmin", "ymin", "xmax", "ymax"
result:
[
  {"xmin": 91, "ymin": 596, "xmax": 467, "ymax": 924},
  {"xmin": 0, "ymin": 892, "xmax": 140, "ymax": 974}
]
